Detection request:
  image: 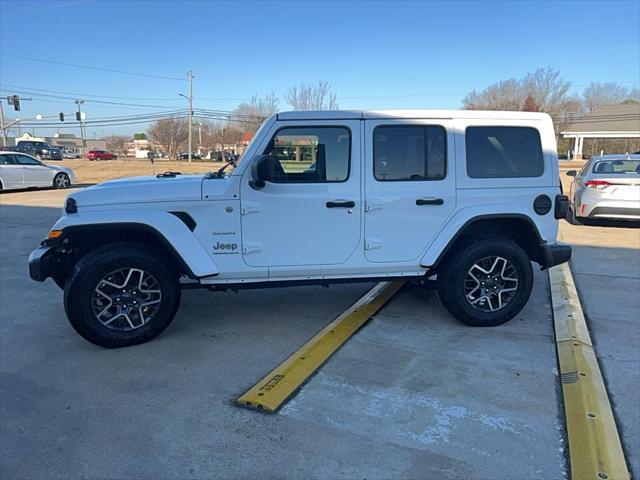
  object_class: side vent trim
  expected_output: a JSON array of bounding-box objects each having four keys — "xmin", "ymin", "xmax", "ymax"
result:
[{"xmin": 169, "ymin": 211, "xmax": 197, "ymax": 231}]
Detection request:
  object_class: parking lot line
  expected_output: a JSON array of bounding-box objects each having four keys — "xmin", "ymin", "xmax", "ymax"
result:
[
  {"xmin": 236, "ymin": 281, "xmax": 405, "ymax": 412},
  {"xmin": 550, "ymin": 264, "xmax": 630, "ymax": 480}
]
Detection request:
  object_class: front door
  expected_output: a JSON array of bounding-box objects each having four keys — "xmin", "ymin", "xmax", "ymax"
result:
[
  {"xmin": 240, "ymin": 121, "xmax": 361, "ymax": 270},
  {"xmin": 364, "ymin": 119, "xmax": 456, "ymax": 263},
  {"xmin": 15, "ymin": 154, "xmax": 52, "ymax": 186}
]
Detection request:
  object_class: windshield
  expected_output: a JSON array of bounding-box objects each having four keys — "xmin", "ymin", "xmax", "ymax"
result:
[{"xmin": 592, "ymin": 159, "xmax": 640, "ymax": 175}]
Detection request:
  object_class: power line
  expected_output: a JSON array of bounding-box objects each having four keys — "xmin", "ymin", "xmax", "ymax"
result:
[
  {"xmin": 0, "ymin": 88, "xmax": 184, "ymax": 109},
  {"xmin": 0, "ymin": 83, "xmax": 180, "ymax": 101},
  {"xmin": 0, "ymin": 53, "xmax": 185, "ymax": 81}
]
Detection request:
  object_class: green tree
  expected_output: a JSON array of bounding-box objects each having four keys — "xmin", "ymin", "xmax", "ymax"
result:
[{"xmin": 134, "ymin": 133, "xmax": 147, "ymax": 140}]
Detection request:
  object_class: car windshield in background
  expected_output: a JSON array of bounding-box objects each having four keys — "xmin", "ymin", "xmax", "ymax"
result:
[{"xmin": 592, "ymin": 160, "xmax": 640, "ymax": 174}]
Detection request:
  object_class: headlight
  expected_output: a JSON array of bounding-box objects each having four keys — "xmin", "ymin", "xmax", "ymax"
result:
[{"xmin": 42, "ymin": 149, "xmax": 49, "ymax": 153}]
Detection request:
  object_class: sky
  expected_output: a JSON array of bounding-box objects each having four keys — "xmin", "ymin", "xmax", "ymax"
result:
[{"xmin": 0, "ymin": 0, "xmax": 639, "ymax": 138}]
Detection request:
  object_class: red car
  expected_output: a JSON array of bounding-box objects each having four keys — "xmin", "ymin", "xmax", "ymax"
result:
[{"xmin": 87, "ymin": 150, "xmax": 117, "ymax": 161}]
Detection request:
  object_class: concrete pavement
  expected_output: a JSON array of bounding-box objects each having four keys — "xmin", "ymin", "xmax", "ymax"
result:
[
  {"xmin": 2, "ymin": 186, "xmax": 634, "ymax": 479},
  {"xmin": 559, "ymin": 220, "xmax": 640, "ymax": 478}
]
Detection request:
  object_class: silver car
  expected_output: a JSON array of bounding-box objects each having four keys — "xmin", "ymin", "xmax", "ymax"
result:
[
  {"xmin": 0, "ymin": 152, "xmax": 75, "ymax": 191},
  {"xmin": 567, "ymin": 154, "xmax": 640, "ymax": 222}
]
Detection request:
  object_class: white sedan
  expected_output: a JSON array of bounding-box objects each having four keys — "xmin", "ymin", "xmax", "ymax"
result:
[{"xmin": 0, "ymin": 151, "xmax": 75, "ymax": 191}]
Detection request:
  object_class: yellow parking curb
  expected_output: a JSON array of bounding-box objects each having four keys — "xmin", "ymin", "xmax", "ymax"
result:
[
  {"xmin": 237, "ymin": 281, "xmax": 405, "ymax": 412},
  {"xmin": 549, "ymin": 264, "xmax": 629, "ymax": 480}
]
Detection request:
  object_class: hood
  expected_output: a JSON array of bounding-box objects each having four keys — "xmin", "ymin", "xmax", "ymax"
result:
[{"xmin": 71, "ymin": 174, "xmax": 205, "ymax": 207}]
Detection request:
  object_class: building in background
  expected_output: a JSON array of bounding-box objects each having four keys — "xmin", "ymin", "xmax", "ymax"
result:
[{"xmin": 562, "ymin": 104, "xmax": 640, "ymax": 159}]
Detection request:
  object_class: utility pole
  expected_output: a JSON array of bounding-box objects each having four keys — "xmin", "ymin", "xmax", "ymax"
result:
[
  {"xmin": 0, "ymin": 100, "xmax": 7, "ymax": 147},
  {"xmin": 187, "ymin": 70, "xmax": 193, "ymax": 163},
  {"xmin": 75, "ymin": 100, "xmax": 86, "ymax": 155}
]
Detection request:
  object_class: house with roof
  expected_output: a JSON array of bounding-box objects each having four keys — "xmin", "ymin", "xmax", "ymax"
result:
[{"xmin": 561, "ymin": 104, "xmax": 640, "ymax": 159}]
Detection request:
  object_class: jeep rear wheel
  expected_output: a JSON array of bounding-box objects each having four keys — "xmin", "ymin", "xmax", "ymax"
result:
[
  {"xmin": 64, "ymin": 243, "xmax": 181, "ymax": 348},
  {"xmin": 437, "ymin": 237, "xmax": 533, "ymax": 327}
]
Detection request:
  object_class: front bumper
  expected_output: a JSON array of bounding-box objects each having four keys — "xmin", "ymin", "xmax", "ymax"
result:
[
  {"xmin": 540, "ymin": 242, "xmax": 572, "ymax": 270},
  {"xmin": 28, "ymin": 246, "xmax": 54, "ymax": 281}
]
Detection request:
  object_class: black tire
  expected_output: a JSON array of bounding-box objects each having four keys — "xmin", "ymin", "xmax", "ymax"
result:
[
  {"xmin": 437, "ymin": 237, "xmax": 533, "ymax": 327},
  {"xmin": 53, "ymin": 172, "xmax": 71, "ymax": 189},
  {"xmin": 566, "ymin": 206, "xmax": 585, "ymax": 225},
  {"xmin": 64, "ymin": 243, "xmax": 181, "ymax": 348}
]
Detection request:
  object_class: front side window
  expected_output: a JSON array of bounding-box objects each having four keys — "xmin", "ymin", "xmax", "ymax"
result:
[
  {"xmin": 466, "ymin": 126, "xmax": 543, "ymax": 178},
  {"xmin": 263, "ymin": 126, "xmax": 350, "ymax": 183},
  {"xmin": 15, "ymin": 154, "xmax": 41, "ymax": 165},
  {"xmin": 373, "ymin": 125, "xmax": 446, "ymax": 181}
]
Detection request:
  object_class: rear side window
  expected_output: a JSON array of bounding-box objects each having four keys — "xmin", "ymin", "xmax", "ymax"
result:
[
  {"xmin": 373, "ymin": 125, "xmax": 446, "ymax": 181},
  {"xmin": 466, "ymin": 126, "xmax": 543, "ymax": 178}
]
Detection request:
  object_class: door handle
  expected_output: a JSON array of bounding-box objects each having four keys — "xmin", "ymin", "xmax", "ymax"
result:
[
  {"xmin": 416, "ymin": 197, "xmax": 444, "ymax": 206},
  {"xmin": 326, "ymin": 200, "xmax": 355, "ymax": 208}
]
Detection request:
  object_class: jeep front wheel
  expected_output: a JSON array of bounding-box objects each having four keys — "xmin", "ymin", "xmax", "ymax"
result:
[
  {"xmin": 437, "ymin": 237, "xmax": 533, "ymax": 327},
  {"xmin": 64, "ymin": 244, "xmax": 181, "ymax": 348}
]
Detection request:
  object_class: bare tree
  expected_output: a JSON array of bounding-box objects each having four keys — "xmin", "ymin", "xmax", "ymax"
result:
[
  {"xmin": 464, "ymin": 79, "xmax": 523, "ymax": 110},
  {"xmin": 521, "ymin": 67, "xmax": 572, "ymax": 112},
  {"xmin": 583, "ymin": 82, "xmax": 635, "ymax": 111},
  {"xmin": 462, "ymin": 67, "xmax": 575, "ymax": 114},
  {"xmin": 147, "ymin": 118, "xmax": 189, "ymax": 159},
  {"xmin": 285, "ymin": 80, "xmax": 339, "ymax": 111},
  {"xmin": 103, "ymin": 135, "xmax": 130, "ymax": 154},
  {"xmin": 234, "ymin": 92, "xmax": 279, "ymax": 133}
]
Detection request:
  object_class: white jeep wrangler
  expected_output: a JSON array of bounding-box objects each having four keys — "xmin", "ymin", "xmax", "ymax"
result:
[{"xmin": 29, "ymin": 110, "xmax": 571, "ymax": 348}]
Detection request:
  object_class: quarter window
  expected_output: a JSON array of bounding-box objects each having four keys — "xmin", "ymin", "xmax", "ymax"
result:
[
  {"xmin": 373, "ymin": 126, "xmax": 446, "ymax": 181},
  {"xmin": 466, "ymin": 126, "xmax": 543, "ymax": 178},
  {"xmin": 263, "ymin": 126, "xmax": 350, "ymax": 183}
]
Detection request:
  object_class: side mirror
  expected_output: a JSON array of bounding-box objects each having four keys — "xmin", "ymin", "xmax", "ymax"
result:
[
  {"xmin": 565, "ymin": 170, "xmax": 577, "ymax": 177},
  {"xmin": 250, "ymin": 155, "xmax": 277, "ymax": 189}
]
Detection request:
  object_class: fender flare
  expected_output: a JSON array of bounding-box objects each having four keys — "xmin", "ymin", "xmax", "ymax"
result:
[
  {"xmin": 50, "ymin": 211, "xmax": 218, "ymax": 278},
  {"xmin": 420, "ymin": 210, "xmax": 544, "ymax": 268}
]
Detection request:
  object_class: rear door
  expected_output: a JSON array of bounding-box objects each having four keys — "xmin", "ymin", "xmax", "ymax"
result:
[{"xmin": 363, "ymin": 119, "xmax": 456, "ymax": 263}]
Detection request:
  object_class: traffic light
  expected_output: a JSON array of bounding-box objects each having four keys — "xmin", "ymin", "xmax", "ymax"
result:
[
  {"xmin": 59, "ymin": 112, "xmax": 65, "ymax": 122},
  {"xmin": 10, "ymin": 95, "xmax": 20, "ymax": 111},
  {"xmin": 75, "ymin": 111, "xmax": 81, "ymax": 121}
]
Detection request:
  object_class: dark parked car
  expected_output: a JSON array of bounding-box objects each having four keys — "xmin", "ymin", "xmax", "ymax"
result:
[
  {"xmin": 87, "ymin": 150, "xmax": 117, "ymax": 161},
  {"xmin": 14, "ymin": 140, "xmax": 63, "ymax": 161},
  {"xmin": 176, "ymin": 152, "xmax": 202, "ymax": 160}
]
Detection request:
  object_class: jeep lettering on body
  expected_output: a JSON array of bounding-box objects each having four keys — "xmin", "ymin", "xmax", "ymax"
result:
[
  {"xmin": 28, "ymin": 110, "xmax": 571, "ymax": 348},
  {"xmin": 213, "ymin": 242, "xmax": 238, "ymax": 252}
]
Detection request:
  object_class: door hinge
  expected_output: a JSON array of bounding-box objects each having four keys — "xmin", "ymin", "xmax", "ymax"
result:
[
  {"xmin": 241, "ymin": 203, "xmax": 261, "ymax": 215},
  {"xmin": 365, "ymin": 198, "xmax": 383, "ymax": 212},
  {"xmin": 242, "ymin": 242, "xmax": 263, "ymax": 254},
  {"xmin": 365, "ymin": 238, "xmax": 384, "ymax": 250}
]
